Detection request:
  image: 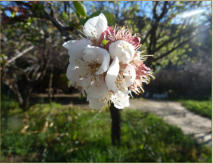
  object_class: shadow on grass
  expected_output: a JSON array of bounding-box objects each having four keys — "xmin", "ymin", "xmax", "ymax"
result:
[
  {"xmin": 1, "ymin": 104, "xmax": 212, "ymax": 162},
  {"xmin": 30, "ymin": 94, "xmax": 88, "ymax": 106}
]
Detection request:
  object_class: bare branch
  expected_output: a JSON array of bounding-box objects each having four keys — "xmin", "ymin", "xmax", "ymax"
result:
[
  {"xmin": 158, "ymin": 1, "xmax": 168, "ymax": 20},
  {"xmin": 152, "ymin": 2, "xmax": 159, "ymax": 19},
  {"xmin": 5, "ymin": 46, "xmax": 34, "ymax": 66}
]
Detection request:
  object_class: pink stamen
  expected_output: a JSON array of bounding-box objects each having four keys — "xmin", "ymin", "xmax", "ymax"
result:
[{"xmin": 98, "ymin": 26, "xmax": 141, "ymax": 50}]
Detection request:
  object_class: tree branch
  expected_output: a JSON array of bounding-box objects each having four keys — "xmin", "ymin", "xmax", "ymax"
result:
[
  {"xmin": 155, "ymin": 29, "xmax": 191, "ymax": 52},
  {"xmin": 5, "ymin": 46, "xmax": 34, "ymax": 66},
  {"xmin": 153, "ymin": 37, "xmax": 193, "ymax": 62},
  {"xmin": 15, "ymin": 2, "xmax": 74, "ymax": 41},
  {"xmin": 158, "ymin": 1, "xmax": 168, "ymax": 20},
  {"xmin": 152, "ymin": 2, "xmax": 159, "ymax": 20}
]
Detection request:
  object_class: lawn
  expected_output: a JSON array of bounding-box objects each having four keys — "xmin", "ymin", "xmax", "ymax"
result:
[
  {"xmin": 1, "ymin": 99, "xmax": 212, "ymax": 162},
  {"xmin": 179, "ymin": 99, "xmax": 212, "ymax": 119}
]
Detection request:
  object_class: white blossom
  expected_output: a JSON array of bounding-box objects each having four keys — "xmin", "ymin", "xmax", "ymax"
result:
[
  {"xmin": 83, "ymin": 45, "xmax": 110, "ymax": 75},
  {"xmin": 63, "ymin": 39, "xmax": 91, "ymax": 87},
  {"xmin": 123, "ymin": 64, "xmax": 136, "ymax": 87},
  {"xmin": 63, "ymin": 13, "xmax": 153, "ymax": 110},
  {"xmin": 83, "ymin": 13, "xmax": 108, "ymax": 40},
  {"xmin": 109, "ymin": 40, "xmax": 135, "ymax": 64},
  {"xmin": 105, "ymin": 56, "xmax": 120, "ymax": 92},
  {"xmin": 85, "ymin": 76, "xmax": 109, "ymax": 109},
  {"xmin": 63, "ymin": 37, "xmax": 110, "ymax": 109},
  {"xmin": 110, "ymin": 91, "xmax": 130, "ymax": 109}
]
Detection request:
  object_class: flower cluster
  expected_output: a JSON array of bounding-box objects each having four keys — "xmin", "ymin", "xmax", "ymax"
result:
[{"xmin": 63, "ymin": 13, "xmax": 153, "ymax": 109}]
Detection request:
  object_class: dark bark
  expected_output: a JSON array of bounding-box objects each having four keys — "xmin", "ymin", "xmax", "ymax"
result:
[
  {"xmin": 145, "ymin": 2, "xmax": 170, "ymax": 67},
  {"xmin": 110, "ymin": 103, "xmax": 121, "ymax": 146},
  {"xmin": 3, "ymin": 78, "xmax": 24, "ymax": 109},
  {"xmin": 20, "ymin": 85, "xmax": 32, "ymax": 110},
  {"xmin": 20, "ymin": 95, "xmax": 30, "ymax": 110},
  {"xmin": 48, "ymin": 66, "xmax": 54, "ymax": 102},
  {"xmin": 16, "ymin": 91, "xmax": 24, "ymax": 107}
]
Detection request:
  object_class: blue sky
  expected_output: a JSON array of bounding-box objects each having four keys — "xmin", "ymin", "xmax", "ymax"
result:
[{"xmin": 1, "ymin": 1, "xmax": 211, "ymax": 25}]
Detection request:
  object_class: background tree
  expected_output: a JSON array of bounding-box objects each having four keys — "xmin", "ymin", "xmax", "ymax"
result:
[
  {"xmin": 88, "ymin": 1, "xmax": 210, "ymax": 68},
  {"xmin": 1, "ymin": 1, "xmax": 211, "ymax": 145}
]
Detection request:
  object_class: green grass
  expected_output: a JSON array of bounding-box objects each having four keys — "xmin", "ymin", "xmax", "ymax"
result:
[
  {"xmin": 1, "ymin": 94, "xmax": 20, "ymax": 111},
  {"xmin": 1, "ymin": 101, "xmax": 212, "ymax": 162},
  {"xmin": 180, "ymin": 99, "xmax": 212, "ymax": 118}
]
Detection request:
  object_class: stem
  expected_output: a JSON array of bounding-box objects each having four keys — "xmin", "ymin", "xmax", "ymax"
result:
[{"xmin": 110, "ymin": 103, "xmax": 121, "ymax": 146}]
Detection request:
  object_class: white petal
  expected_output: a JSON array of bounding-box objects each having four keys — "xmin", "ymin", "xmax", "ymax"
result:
[
  {"xmin": 83, "ymin": 45, "xmax": 110, "ymax": 75},
  {"xmin": 109, "ymin": 40, "xmax": 135, "ymax": 64},
  {"xmin": 66, "ymin": 63, "xmax": 89, "ymax": 87},
  {"xmin": 88, "ymin": 98, "xmax": 106, "ymax": 109},
  {"xmin": 85, "ymin": 76, "xmax": 109, "ymax": 99},
  {"xmin": 123, "ymin": 64, "xmax": 136, "ymax": 87},
  {"xmin": 83, "ymin": 13, "xmax": 108, "ymax": 40},
  {"xmin": 111, "ymin": 91, "xmax": 130, "ymax": 109},
  {"xmin": 85, "ymin": 76, "xmax": 109, "ymax": 109},
  {"xmin": 64, "ymin": 40, "xmax": 91, "ymax": 87},
  {"xmin": 63, "ymin": 39, "xmax": 91, "ymax": 72},
  {"xmin": 63, "ymin": 39, "xmax": 90, "ymax": 52},
  {"xmin": 63, "ymin": 40, "xmax": 76, "ymax": 49},
  {"xmin": 105, "ymin": 57, "xmax": 120, "ymax": 92},
  {"xmin": 63, "ymin": 39, "xmax": 91, "ymax": 62},
  {"xmin": 66, "ymin": 64, "xmax": 73, "ymax": 81}
]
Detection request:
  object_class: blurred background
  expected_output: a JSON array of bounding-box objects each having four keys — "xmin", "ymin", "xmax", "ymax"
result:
[{"xmin": 0, "ymin": 1, "xmax": 212, "ymax": 162}]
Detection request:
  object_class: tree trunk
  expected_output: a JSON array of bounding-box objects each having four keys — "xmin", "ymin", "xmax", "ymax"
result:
[
  {"xmin": 110, "ymin": 103, "xmax": 121, "ymax": 146},
  {"xmin": 16, "ymin": 90, "xmax": 24, "ymax": 107},
  {"xmin": 21, "ymin": 95, "xmax": 30, "ymax": 111},
  {"xmin": 19, "ymin": 84, "xmax": 32, "ymax": 111},
  {"xmin": 48, "ymin": 67, "xmax": 54, "ymax": 102}
]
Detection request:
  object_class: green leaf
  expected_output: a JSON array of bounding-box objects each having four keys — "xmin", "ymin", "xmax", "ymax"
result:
[
  {"xmin": 62, "ymin": 12, "xmax": 69, "ymax": 21},
  {"xmin": 73, "ymin": 1, "xmax": 87, "ymax": 18},
  {"xmin": 102, "ymin": 39, "xmax": 109, "ymax": 45},
  {"xmin": 11, "ymin": 12, "xmax": 16, "ymax": 18},
  {"xmin": 1, "ymin": 54, "xmax": 6, "ymax": 58},
  {"xmin": 32, "ymin": 3, "xmax": 44, "ymax": 16},
  {"xmin": 139, "ymin": 144, "xmax": 144, "ymax": 150}
]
